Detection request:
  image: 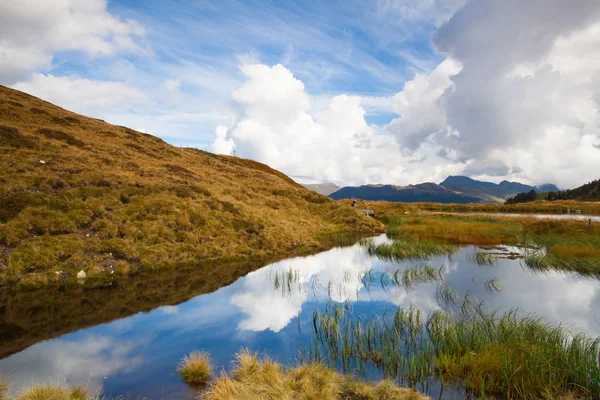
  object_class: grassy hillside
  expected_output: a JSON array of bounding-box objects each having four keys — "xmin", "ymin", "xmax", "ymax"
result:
[{"xmin": 0, "ymin": 86, "xmax": 382, "ymax": 287}]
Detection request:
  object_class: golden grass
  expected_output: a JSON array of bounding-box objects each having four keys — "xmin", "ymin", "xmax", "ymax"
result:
[
  {"xmin": 16, "ymin": 384, "xmax": 91, "ymax": 400},
  {"xmin": 0, "ymin": 375, "xmax": 7, "ymax": 400},
  {"xmin": 0, "ymin": 85, "xmax": 383, "ymax": 286},
  {"xmin": 177, "ymin": 350, "xmax": 212, "ymax": 386},
  {"xmin": 371, "ymin": 214, "xmax": 600, "ymax": 274},
  {"xmin": 368, "ymin": 200, "xmax": 600, "ymax": 217},
  {"xmin": 204, "ymin": 350, "xmax": 428, "ymax": 400}
]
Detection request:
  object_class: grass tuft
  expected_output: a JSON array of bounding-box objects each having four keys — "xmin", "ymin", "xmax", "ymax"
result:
[
  {"xmin": 16, "ymin": 384, "xmax": 93, "ymax": 400},
  {"xmin": 177, "ymin": 350, "xmax": 213, "ymax": 386},
  {"xmin": 204, "ymin": 350, "xmax": 428, "ymax": 400}
]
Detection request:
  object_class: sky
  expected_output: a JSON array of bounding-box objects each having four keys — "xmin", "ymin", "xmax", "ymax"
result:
[{"xmin": 1, "ymin": 0, "xmax": 600, "ymax": 189}]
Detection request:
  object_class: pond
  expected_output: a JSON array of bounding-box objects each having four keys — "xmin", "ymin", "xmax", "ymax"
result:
[{"xmin": 1, "ymin": 235, "xmax": 599, "ymax": 399}]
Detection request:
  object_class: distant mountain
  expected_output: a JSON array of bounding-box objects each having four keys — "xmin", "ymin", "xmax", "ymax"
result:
[
  {"xmin": 329, "ymin": 176, "xmax": 561, "ymax": 204},
  {"xmin": 535, "ymin": 183, "xmax": 560, "ymax": 192},
  {"xmin": 439, "ymin": 176, "xmax": 560, "ymax": 202},
  {"xmin": 303, "ymin": 183, "xmax": 340, "ymax": 196},
  {"xmin": 329, "ymin": 183, "xmax": 481, "ymax": 204}
]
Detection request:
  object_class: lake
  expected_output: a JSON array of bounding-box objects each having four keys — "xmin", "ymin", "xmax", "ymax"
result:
[{"xmin": 1, "ymin": 234, "xmax": 599, "ymax": 399}]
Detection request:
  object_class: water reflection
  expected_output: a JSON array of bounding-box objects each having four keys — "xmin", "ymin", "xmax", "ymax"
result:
[{"xmin": 1, "ymin": 235, "xmax": 599, "ymax": 399}]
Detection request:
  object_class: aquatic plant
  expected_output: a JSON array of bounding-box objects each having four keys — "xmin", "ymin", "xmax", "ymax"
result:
[
  {"xmin": 177, "ymin": 350, "xmax": 213, "ymax": 386},
  {"xmin": 361, "ymin": 238, "xmax": 457, "ymax": 262},
  {"xmin": 309, "ymin": 298, "xmax": 600, "ymax": 399}
]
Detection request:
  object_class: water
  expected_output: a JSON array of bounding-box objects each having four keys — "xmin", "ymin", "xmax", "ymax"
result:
[
  {"xmin": 1, "ymin": 235, "xmax": 600, "ymax": 399},
  {"xmin": 443, "ymin": 212, "xmax": 600, "ymax": 221}
]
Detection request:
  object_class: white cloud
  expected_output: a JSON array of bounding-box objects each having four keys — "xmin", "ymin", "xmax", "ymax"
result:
[
  {"xmin": 13, "ymin": 73, "xmax": 148, "ymax": 115},
  {"xmin": 0, "ymin": 0, "xmax": 147, "ymax": 84},
  {"xmin": 0, "ymin": 334, "xmax": 146, "ymax": 397},
  {"xmin": 211, "ymin": 63, "xmax": 464, "ymax": 185}
]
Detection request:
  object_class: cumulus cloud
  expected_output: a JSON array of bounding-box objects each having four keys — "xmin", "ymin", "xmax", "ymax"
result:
[
  {"xmin": 429, "ymin": 0, "xmax": 600, "ymax": 186},
  {"xmin": 209, "ymin": 1, "xmax": 600, "ymax": 188},
  {"xmin": 0, "ymin": 0, "xmax": 147, "ymax": 84},
  {"xmin": 211, "ymin": 63, "xmax": 464, "ymax": 185}
]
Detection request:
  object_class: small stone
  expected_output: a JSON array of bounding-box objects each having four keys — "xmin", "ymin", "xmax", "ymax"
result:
[
  {"xmin": 77, "ymin": 270, "xmax": 86, "ymax": 279},
  {"xmin": 39, "ymin": 160, "xmax": 46, "ymax": 164}
]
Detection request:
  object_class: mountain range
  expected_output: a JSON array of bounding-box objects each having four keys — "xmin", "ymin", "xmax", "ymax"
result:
[{"xmin": 329, "ymin": 176, "xmax": 560, "ymax": 204}]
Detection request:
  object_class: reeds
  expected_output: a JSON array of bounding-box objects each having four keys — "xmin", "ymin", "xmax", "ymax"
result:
[
  {"xmin": 177, "ymin": 350, "xmax": 213, "ymax": 386},
  {"xmin": 308, "ymin": 293, "xmax": 600, "ymax": 399},
  {"xmin": 361, "ymin": 237, "xmax": 457, "ymax": 262}
]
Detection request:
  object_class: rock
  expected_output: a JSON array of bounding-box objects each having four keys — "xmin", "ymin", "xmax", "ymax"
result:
[
  {"xmin": 39, "ymin": 160, "xmax": 46, "ymax": 164},
  {"xmin": 77, "ymin": 270, "xmax": 86, "ymax": 279}
]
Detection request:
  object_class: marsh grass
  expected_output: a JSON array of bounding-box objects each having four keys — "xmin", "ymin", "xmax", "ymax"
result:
[
  {"xmin": 309, "ymin": 297, "xmax": 600, "ymax": 399},
  {"xmin": 204, "ymin": 349, "xmax": 428, "ymax": 400},
  {"xmin": 375, "ymin": 215, "xmax": 600, "ymax": 274},
  {"xmin": 177, "ymin": 350, "xmax": 212, "ymax": 386},
  {"xmin": 361, "ymin": 237, "xmax": 457, "ymax": 262}
]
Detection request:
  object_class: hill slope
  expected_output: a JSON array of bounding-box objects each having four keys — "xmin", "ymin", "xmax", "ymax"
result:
[
  {"xmin": 329, "ymin": 183, "xmax": 481, "ymax": 204},
  {"xmin": 0, "ymin": 86, "xmax": 382, "ymax": 287},
  {"xmin": 547, "ymin": 179, "xmax": 600, "ymax": 201}
]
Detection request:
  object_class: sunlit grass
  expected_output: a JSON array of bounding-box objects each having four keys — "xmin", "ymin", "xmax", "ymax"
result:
[
  {"xmin": 0, "ymin": 85, "xmax": 383, "ymax": 287},
  {"xmin": 204, "ymin": 349, "xmax": 428, "ymax": 400},
  {"xmin": 177, "ymin": 350, "xmax": 212, "ymax": 386},
  {"xmin": 16, "ymin": 384, "xmax": 98, "ymax": 400},
  {"xmin": 0, "ymin": 374, "xmax": 7, "ymax": 400}
]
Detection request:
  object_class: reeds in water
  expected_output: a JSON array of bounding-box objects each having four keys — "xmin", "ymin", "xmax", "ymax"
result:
[
  {"xmin": 361, "ymin": 238, "xmax": 457, "ymax": 262},
  {"xmin": 308, "ymin": 297, "xmax": 600, "ymax": 399}
]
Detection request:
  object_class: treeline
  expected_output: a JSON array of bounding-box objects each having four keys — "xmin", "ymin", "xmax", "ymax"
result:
[
  {"xmin": 505, "ymin": 179, "xmax": 600, "ymax": 205},
  {"xmin": 546, "ymin": 179, "xmax": 599, "ymax": 201},
  {"xmin": 505, "ymin": 189, "xmax": 537, "ymax": 204}
]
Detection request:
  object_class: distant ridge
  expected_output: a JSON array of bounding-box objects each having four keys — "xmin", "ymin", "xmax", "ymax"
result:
[
  {"xmin": 329, "ymin": 183, "xmax": 481, "ymax": 204},
  {"xmin": 329, "ymin": 176, "xmax": 560, "ymax": 204}
]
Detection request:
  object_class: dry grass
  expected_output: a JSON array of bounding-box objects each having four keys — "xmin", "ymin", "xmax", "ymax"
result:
[
  {"xmin": 0, "ymin": 375, "xmax": 7, "ymax": 400},
  {"xmin": 16, "ymin": 384, "xmax": 92, "ymax": 400},
  {"xmin": 368, "ymin": 200, "xmax": 600, "ymax": 218},
  {"xmin": 0, "ymin": 86, "xmax": 382, "ymax": 286},
  {"xmin": 177, "ymin": 350, "xmax": 212, "ymax": 386},
  {"xmin": 204, "ymin": 350, "xmax": 428, "ymax": 400}
]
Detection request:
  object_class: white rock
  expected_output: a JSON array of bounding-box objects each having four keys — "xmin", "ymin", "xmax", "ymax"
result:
[
  {"xmin": 39, "ymin": 160, "xmax": 46, "ymax": 164},
  {"xmin": 77, "ymin": 270, "xmax": 86, "ymax": 279}
]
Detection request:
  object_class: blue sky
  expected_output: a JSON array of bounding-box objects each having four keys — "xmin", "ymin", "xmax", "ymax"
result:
[{"xmin": 2, "ymin": 0, "xmax": 600, "ymax": 188}]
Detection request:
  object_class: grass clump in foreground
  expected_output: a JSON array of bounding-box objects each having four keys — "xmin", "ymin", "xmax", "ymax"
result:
[
  {"xmin": 177, "ymin": 350, "xmax": 212, "ymax": 386},
  {"xmin": 0, "ymin": 375, "xmax": 6, "ymax": 400},
  {"xmin": 204, "ymin": 349, "xmax": 428, "ymax": 400},
  {"xmin": 311, "ymin": 300, "xmax": 600, "ymax": 399},
  {"xmin": 16, "ymin": 384, "xmax": 96, "ymax": 400}
]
